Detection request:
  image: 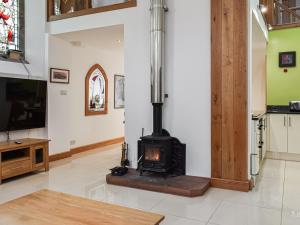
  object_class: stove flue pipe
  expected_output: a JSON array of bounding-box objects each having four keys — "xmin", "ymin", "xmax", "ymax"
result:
[
  {"xmin": 150, "ymin": 0, "xmax": 166, "ymax": 104},
  {"xmin": 150, "ymin": 0, "xmax": 167, "ymax": 136}
]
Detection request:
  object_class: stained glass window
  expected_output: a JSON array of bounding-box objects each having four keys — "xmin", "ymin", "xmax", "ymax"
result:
[
  {"xmin": 88, "ymin": 68, "xmax": 106, "ymax": 112},
  {"xmin": 0, "ymin": 0, "xmax": 21, "ymax": 54}
]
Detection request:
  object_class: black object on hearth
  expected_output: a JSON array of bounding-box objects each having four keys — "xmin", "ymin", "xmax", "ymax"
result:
[{"xmin": 110, "ymin": 167, "xmax": 128, "ymax": 176}]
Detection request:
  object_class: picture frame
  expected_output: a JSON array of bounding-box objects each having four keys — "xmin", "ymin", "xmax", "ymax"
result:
[
  {"xmin": 114, "ymin": 75, "xmax": 125, "ymax": 109},
  {"xmin": 279, "ymin": 51, "xmax": 296, "ymax": 68},
  {"xmin": 50, "ymin": 68, "xmax": 70, "ymax": 84}
]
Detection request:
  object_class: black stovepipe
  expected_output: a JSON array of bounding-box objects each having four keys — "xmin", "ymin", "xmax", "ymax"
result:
[{"xmin": 152, "ymin": 103, "xmax": 163, "ymax": 136}]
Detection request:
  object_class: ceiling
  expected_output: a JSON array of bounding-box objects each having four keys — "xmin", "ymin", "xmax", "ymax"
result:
[{"xmin": 56, "ymin": 24, "xmax": 124, "ymax": 52}]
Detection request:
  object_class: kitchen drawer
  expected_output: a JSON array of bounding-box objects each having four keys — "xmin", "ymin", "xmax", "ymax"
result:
[{"xmin": 1, "ymin": 160, "xmax": 32, "ymax": 179}]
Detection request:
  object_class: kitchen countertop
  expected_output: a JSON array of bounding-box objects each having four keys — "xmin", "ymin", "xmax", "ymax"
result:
[
  {"xmin": 252, "ymin": 106, "xmax": 300, "ymax": 120},
  {"xmin": 252, "ymin": 111, "xmax": 267, "ymax": 120},
  {"xmin": 267, "ymin": 105, "xmax": 300, "ymax": 114}
]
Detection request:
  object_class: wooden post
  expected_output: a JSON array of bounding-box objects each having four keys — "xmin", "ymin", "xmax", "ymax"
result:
[{"xmin": 211, "ymin": 0, "xmax": 249, "ymax": 192}]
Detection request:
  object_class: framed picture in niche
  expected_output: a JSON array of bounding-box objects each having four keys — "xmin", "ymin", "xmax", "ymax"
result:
[
  {"xmin": 75, "ymin": 0, "xmax": 90, "ymax": 11},
  {"xmin": 91, "ymin": 0, "xmax": 127, "ymax": 8},
  {"xmin": 60, "ymin": 0, "xmax": 75, "ymax": 13},
  {"xmin": 279, "ymin": 51, "xmax": 296, "ymax": 68},
  {"xmin": 114, "ymin": 75, "xmax": 125, "ymax": 109},
  {"xmin": 55, "ymin": 0, "xmax": 89, "ymax": 14},
  {"xmin": 85, "ymin": 64, "xmax": 108, "ymax": 116},
  {"xmin": 50, "ymin": 68, "xmax": 70, "ymax": 84}
]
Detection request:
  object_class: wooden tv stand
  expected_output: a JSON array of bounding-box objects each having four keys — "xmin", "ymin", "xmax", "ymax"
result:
[{"xmin": 0, "ymin": 138, "xmax": 49, "ymax": 184}]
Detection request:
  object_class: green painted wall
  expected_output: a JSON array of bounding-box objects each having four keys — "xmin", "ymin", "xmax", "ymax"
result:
[{"xmin": 267, "ymin": 28, "xmax": 300, "ymax": 105}]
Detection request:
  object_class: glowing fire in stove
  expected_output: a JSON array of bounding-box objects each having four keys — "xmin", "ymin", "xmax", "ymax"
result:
[{"xmin": 145, "ymin": 148, "xmax": 161, "ymax": 161}]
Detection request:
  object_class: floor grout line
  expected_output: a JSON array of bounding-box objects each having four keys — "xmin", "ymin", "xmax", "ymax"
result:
[
  {"xmin": 149, "ymin": 198, "xmax": 164, "ymax": 211},
  {"xmin": 280, "ymin": 160, "xmax": 287, "ymax": 225},
  {"xmin": 205, "ymin": 200, "xmax": 223, "ymax": 225},
  {"xmin": 222, "ymin": 199, "xmax": 282, "ymax": 212},
  {"xmin": 151, "ymin": 208, "xmax": 209, "ymax": 224}
]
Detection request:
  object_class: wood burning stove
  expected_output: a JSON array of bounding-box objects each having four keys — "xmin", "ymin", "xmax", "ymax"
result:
[
  {"xmin": 137, "ymin": 0, "xmax": 186, "ymax": 176},
  {"xmin": 138, "ymin": 136, "xmax": 173, "ymax": 174},
  {"xmin": 138, "ymin": 135, "xmax": 186, "ymax": 176}
]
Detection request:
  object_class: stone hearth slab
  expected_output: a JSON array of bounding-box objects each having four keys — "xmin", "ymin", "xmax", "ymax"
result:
[{"xmin": 106, "ymin": 169, "xmax": 211, "ymax": 197}]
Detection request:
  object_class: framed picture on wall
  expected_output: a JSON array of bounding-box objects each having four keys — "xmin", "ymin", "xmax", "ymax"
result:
[
  {"xmin": 279, "ymin": 51, "xmax": 296, "ymax": 68},
  {"xmin": 114, "ymin": 75, "xmax": 125, "ymax": 109},
  {"xmin": 50, "ymin": 68, "xmax": 70, "ymax": 84}
]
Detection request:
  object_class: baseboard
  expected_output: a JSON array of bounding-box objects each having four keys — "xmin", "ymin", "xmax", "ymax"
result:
[
  {"xmin": 49, "ymin": 151, "xmax": 72, "ymax": 162},
  {"xmin": 266, "ymin": 151, "xmax": 300, "ymax": 162},
  {"xmin": 211, "ymin": 178, "xmax": 251, "ymax": 192},
  {"xmin": 71, "ymin": 137, "xmax": 125, "ymax": 155},
  {"xmin": 49, "ymin": 137, "xmax": 125, "ymax": 162}
]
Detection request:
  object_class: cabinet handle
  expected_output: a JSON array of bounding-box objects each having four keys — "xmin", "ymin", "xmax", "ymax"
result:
[
  {"xmin": 284, "ymin": 116, "xmax": 286, "ymax": 127},
  {"xmin": 289, "ymin": 116, "xmax": 292, "ymax": 127}
]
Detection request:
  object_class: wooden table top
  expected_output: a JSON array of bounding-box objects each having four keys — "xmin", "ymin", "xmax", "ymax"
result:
[
  {"xmin": 0, "ymin": 190, "xmax": 164, "ymax": 225},
  {"xmin": 0, "ymin": 138, "xmax": 49, "ymax": 152}
]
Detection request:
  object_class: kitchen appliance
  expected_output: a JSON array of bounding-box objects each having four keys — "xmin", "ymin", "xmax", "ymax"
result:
[
  {"xmin": 290, "ymin": 101, "xmax": 300, "ymax": 112},
  {"xmin": 251, "ymin": 116, "xmax": 267, "ymax": 185}
]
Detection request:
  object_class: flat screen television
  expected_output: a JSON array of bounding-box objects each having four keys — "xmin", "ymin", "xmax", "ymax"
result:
[{"xmin": 0, "ymin": 77, "xmax": 47, "ymax": 132}]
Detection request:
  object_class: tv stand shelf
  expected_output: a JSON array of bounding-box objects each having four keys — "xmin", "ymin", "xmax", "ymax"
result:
[{"xmin": 0, "ymin": 138, "xmax": 49, "ymax": 184}]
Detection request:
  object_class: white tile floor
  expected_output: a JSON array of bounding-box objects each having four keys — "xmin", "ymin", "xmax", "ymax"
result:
[{"xmin": 0, "ymin": 145, "xmax": 299, "ymax": 225}]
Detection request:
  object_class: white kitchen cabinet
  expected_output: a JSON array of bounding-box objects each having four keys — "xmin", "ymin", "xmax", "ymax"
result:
[
  {"xmin": 269, "ymin": 114, "xmax": 288, "ymax": 153},
  {"xmin": 287, "ymin": 115, "xmax": 300, "ymax": 154}
]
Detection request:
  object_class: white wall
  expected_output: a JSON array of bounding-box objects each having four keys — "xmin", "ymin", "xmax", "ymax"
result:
[
  {"xmin": 48, "ymin": 35, "xmax": 124, "ymax": 154},
  {"xmin": 47, "ymin": 36, "xmax": 72, "ymax": 154},
  {"xmin": 252, "ymin": 14, "xmax": 267, "ymax": 113},
  {"xmin": 164, "ymin": 1, "xmax": 211, "ymax": 176},
  {"xmin": 48, "ymin": 0, "xmax": 211, "ymax": 177},
  {"xmin": 69, "ymin": 43, "xmax": 124, "ymax": 148},
  {"xmin": 0, "ymin": 0, "xmax": 47, "ymax": 142}
]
